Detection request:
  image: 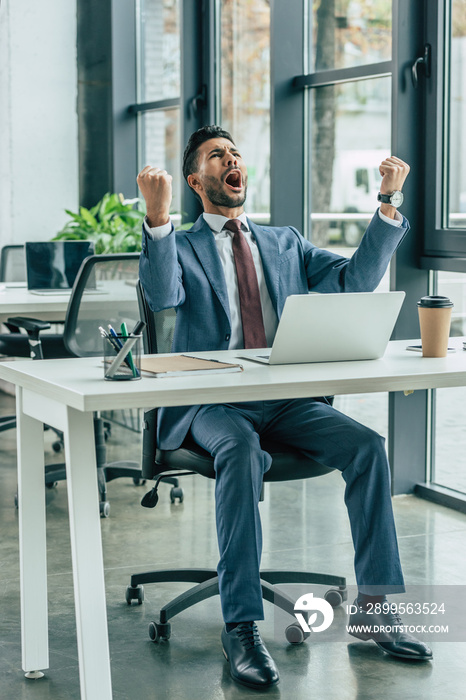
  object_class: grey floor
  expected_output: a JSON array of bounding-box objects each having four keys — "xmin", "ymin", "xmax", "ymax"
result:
[{"xmin": 1, "ymin": 392, "xmax": 466, "ymax": 700}]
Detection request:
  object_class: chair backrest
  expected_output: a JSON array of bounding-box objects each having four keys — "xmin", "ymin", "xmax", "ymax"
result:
[
  {"xmin": 137, "ymin": 281, "xmax": 179, "ymax": 479},
  {"xmin": 0, "ymin": 245, "xmax": 26, "ymax": 282},
  {"xmin": 136, "ymin": 280, "xmax": 176, "ymax": 354},
  {"xmin": 64, "ymin": 253, "xmax": 141, "ymax": 357}
]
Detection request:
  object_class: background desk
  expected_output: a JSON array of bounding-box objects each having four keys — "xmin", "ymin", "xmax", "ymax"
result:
[
  {"xmin": 0, "ymin": 285, "xmax": 71, "ymax": 324},
  {"xmin": 1, "ymin": 339, "xmax": 466, "ymax": 699},
  {"xmin": 0, "ymin": 281, "xmax": 138, "ymax": 325}
]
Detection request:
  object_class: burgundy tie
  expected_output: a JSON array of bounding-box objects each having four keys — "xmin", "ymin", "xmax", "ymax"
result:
[{"xmin": 224, "ymin": 219, "xmax": 267, "ymax": 349}]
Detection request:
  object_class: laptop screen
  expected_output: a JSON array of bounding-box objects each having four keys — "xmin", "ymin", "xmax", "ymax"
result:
[{"xmin": 25, "ymin": 241, "xmax": 95, "ymax": 291}]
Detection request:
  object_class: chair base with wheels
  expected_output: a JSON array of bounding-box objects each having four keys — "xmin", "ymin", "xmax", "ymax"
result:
[{"xmin": 126, "ymin": 565, "xmax": 347, "ymax": 645}]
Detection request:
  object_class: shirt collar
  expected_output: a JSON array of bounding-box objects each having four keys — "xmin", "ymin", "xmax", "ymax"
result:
[{"xmin": 202, "ymin": 212, "xmax": 250, "ymax": 234}]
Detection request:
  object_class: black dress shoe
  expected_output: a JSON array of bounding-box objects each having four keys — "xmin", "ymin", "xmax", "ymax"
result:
[
  {"xmin": 348, "ymin": 599, "xmax": 433, "ymax": 660},
  {"xmin": 221, "ymin": 622, "xmax": 280, "ymax": 689}
]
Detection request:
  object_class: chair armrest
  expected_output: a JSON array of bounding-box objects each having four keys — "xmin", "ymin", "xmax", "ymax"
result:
[
  {"xmin": 6, "ymin": 317, "xmax": 52, "ymax": 359},
  {"xmin": 7, "ymin": 316, "xmax": 51, "ymax": 332}
]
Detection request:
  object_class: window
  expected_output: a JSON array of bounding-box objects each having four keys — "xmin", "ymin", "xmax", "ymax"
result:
[
  {"xmin": 306, "ymin": 1, "xmax": 392, "ymax": 252},
  {"xmin": 446, "ymin": 0, "xmax": 466, "ymax": 230},
  {"xmin": 139, "ymin": 0, "xmax": 180, "ymax": 102},
  {"xmin": 306, "ymin": 1, "xmax": 393, "ymax": 440},
  {"xmin": 420, "ymin": 2, "xmax": 466, "ymax": 504},
  {"xmin": 309, "ymin": 78, "xmax": 391, "ymax": 250},
  {"xmin": 431, "ymin": 269, "xmax": 466, "ymax": 494},
  {"xmin": 219, "ymin": 0, "xmax": 271, "ymax": 222},
  {"xmin": 310, "ymin": 0, "xmax": 391, "ymax": 72},
  {"xmin": 136, "ymin": 0, "xmax": 182, "ymax": 219},
  {"xmin": 423, "ymin": 0, "xmax": 466, "ymax": 264},
  {"xmin": 140, "ymin": 110, "xmax": 181, "ymax": 214},
  {"xmin": 433, "ymin": 387, "xmax": 466, "ymax": 494}
]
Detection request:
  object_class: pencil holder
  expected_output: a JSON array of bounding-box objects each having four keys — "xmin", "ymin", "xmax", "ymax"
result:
[{"xmin": 103, "ymin": 333, "xmax": 142, "ymax": 381}]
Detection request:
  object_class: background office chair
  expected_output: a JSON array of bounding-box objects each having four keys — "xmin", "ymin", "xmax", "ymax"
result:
[
  {"xmin": 9, "ymin": 253, "xmax": 145, "ymax": 516},
  {"xmin": 0, "ymin": 244, "xmax": 66, "ymax": 438},
  {"xmin": 0, "ymin": 243, "xmax": 67, "ymax": 358},
  {"xmin": 126, "ymin": 282, "xmax": 347, "ymax": 644},
  {"xmin": 0, "ymin": 244, "xmax": 26, "ymax": 284}
]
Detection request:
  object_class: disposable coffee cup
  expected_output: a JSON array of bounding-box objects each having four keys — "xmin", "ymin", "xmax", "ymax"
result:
[{"xmin": 417, "ymin": 296, "xmax": 453, "ymax": 357}]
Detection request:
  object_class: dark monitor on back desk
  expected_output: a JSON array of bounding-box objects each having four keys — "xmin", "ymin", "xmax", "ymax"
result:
[{"xmin": 25, "ymin": 241, "xmax": 95, "ymax": 293}]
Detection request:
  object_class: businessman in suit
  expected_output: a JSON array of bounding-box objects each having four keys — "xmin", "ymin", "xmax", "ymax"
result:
[{"xmin": 138, "ymin": 125, "xmax": 432, "ymax": 689}]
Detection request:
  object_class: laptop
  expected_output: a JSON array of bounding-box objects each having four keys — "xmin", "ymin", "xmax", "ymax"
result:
[
  {"xmin": 240, "ymin": 291, "xmax": 405, "ymax": 365},
  {"xmin": 25, "ymin": 241, "xmax": 95, "ymax": 295}
]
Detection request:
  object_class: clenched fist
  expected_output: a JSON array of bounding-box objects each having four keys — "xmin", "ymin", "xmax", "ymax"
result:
[
  {"xmin": 379, "ymin": 156, "xmax": 410, "ymax": 194},
  {"xmin": 137, "ymin": 166, "xmax": 173, "ymax": 228},
  {"xmin": 378, "ymin": 156, "xmax": 410, "ymax": 218}
]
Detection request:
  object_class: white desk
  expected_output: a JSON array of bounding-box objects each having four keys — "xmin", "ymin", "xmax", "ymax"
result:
[{"xmin": 1, "ymin": 339, "xmax": 466, "ymax": 699}]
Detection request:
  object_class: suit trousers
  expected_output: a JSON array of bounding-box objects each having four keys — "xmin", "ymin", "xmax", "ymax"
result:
[{"xmin": 189, "ymin": 397, "xmax": 406, "ymax": 624}]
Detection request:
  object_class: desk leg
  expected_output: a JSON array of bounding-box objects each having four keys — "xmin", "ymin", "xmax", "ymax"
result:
[
  {"xmin": 17, "ymin": 388, "xmax": 49, "ymax": 676},
  {"xmin": 63, "ymin": 406, "xmax": 113, "ymax": 700}
]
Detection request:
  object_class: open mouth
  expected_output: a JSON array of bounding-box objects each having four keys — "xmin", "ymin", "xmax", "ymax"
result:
[{"xmin": 224, "ymin": 169, "xmax": 243, "ymax": 191}]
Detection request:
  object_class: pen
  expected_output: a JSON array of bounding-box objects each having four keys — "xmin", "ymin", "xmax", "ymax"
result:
[
  {"xmin": 181, "ymin": 354, "xmax": 232, "ymax": 365},
  {"xmin": 121, "ymin": 321, "xmax": 138, "ymax": 377},
  {"xmin": 130, "ymin": 320, "xmax": 146, "ymax": 336},
  {"xmin": 108, "ymin": 325, "xmax": 123, "ymax": 349},
  {"xmin": 100, "ymin": 326, "xmax": 122, "ymax": 355}
]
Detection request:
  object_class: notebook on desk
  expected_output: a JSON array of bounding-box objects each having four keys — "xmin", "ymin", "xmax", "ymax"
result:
[
  {"xmin": 239, "ymin": 291, "xmax": 405, "ymax": 365},
  {"xmin": 25, "ymin": 240, "xmax": 95, "ymax": 295}
]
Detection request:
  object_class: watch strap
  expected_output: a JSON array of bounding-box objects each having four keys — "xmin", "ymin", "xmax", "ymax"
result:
[{"xmin": 377, "ymin": 192, "xmax": 392, "ymax": 204}]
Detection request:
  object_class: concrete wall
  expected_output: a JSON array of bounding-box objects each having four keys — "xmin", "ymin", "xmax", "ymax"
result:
[{"xmin": 0, "ymin": 0, "xmax": 78, "ymax": 248}]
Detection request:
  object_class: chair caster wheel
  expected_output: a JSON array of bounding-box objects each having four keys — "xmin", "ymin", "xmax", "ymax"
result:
[
  {"xmin": 149, "ymin": 621, "xmax": 171, "ymax": 642},
  {"xmin": 285, "ymin": 623, "xmax": 309, "ymax": 644},
  {"xmin": 324, "ymin": 588, "xmax": 345, "ymax": 608},
  {"xmin": 132, "ymin": 477, "xmax": 146, "ymax": 486},
  {"xmin": 170, "ymin": 486, "xmax": 183, "ymax": 503},
  {"xmin": 125, "ymin": 584, "xmax": 144, "ymax": 605},
  {"xmin": 100, "ymin": 501, "xmax": 110, "ymax": 518},
  {"xmin": 52, "ymin": 440, "xmax": 63, "ymax": 453}
]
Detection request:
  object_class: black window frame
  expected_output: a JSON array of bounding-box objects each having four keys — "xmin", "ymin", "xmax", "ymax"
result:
[{"xmin": 421, "ymin": 0, "xmax": 466, "ymax": 271}]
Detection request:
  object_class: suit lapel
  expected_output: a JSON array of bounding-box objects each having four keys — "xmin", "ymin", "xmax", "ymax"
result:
[
  {"xmin": 186, "ymin": 216, "xmax": 231, "ymax": 324},
  {"xmin": 248, "ymin": 219, "xmax": 280, "ymax": 313}
]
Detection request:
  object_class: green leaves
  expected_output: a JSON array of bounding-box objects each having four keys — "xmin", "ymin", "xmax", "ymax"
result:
[{"xmin": 53, "ymin": 193, "xmax": 145, "ymax": 253}]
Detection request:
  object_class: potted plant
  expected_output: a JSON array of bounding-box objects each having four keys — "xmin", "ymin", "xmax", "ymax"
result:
[{"xmin": 52, "ymin": 193, "xmax": 145, "ymax": 253}]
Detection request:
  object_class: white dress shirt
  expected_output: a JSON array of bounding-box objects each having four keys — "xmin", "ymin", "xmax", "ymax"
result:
[{"xmin": 144, "ymin": 209, "xmax": 401, "ymax": 350}]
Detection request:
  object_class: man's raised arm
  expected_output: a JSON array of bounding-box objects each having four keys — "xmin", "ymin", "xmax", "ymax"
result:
[{"xmin": 137, "ymin": 165, "xmax": 173, "ymax": 229}]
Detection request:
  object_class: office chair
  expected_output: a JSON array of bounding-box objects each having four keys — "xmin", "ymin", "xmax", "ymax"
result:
[
  {"xmin": 0, "ymin": 244, "xmax": 26, "ymax": 284},
  {"xmin": 9, "ymin": 253, "xmax": 146, "ymax": 517},
  {"xmin": 0, "ymin": 243, "xmax": 67, "ymax": 357},
  {"xmin": 126, "ymin": 282, "xmax": 347, "ymax": 645}
]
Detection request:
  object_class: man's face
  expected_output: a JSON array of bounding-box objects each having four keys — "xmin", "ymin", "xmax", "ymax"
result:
[{"xmin": 188, "ymin": 138, "xmax": 248, "ymax": 210}]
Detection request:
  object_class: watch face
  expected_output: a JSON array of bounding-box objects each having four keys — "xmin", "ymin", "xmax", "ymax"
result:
[{"xmin": 390, "ymin": 191, "xmax": 404, "ymax": 207}]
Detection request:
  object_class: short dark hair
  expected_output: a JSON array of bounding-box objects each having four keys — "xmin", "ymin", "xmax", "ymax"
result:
[{"xmin": 182, "ymin": 125, "xmax": 235, "ymax": 183}]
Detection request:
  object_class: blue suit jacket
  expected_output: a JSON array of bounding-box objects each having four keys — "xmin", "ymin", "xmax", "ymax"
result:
[{"xmin": 139, "ymin": 212, "xmax": 409, "ymax": 449}]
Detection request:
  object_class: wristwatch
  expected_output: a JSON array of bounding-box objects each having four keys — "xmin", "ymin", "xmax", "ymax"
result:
[{"xmin": 377, "ymin": 190, "xmax": 404, "ymax": 207}]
